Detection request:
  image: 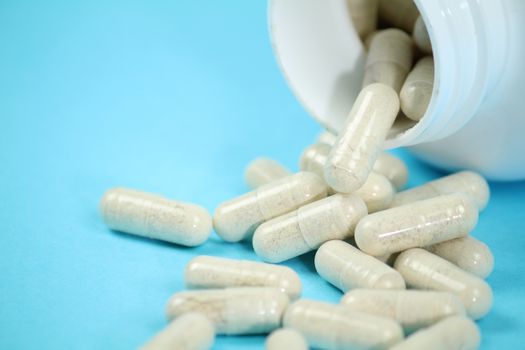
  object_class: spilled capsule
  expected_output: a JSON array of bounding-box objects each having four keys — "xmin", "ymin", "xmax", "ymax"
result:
[
  {"xmin": 341, "ymin": 289, "xmax": 466, "ymax": 333},
  {"xmin": 390, "ymin": 171, "xmax": 490, "ymax": 211},
  {"xmin": 426, "ymin": 236, "xmax": 494, "ymax": 278},
  {"xmin": 363, "ymin": 29, "xmax": 413, "ymax": 92},
  {"xmin": 313, "ymin": 133, "xmax": 409, "ymax": 190},
  {"xmin": 165, "ymin": 287, "xmax": 289, "ymax": 335},
  {"xmin": 184, "ymin": 255, "xmax": 302, "ymax": 300},
  {"xmin": 100, "ymin": 188, "xmax": 212, "ymax": 246},
  {"xmin": 346, "ymin": 0, "xmax": 378, "ymax": 39},
  {"xmin": 284, "ymin": 299, "xmax": 404, "ymax": 350},
  {"xmin": 390, "ymin": 316, "xmax": 481, "ymax": 350},
  {"xmin": 355, "ymin": 193, "xmax": 477, "ymax": 256},
  {"xmin": 265, "ymin": 328, "xmax": 308, "ymax": 350},
  {"xmin": 244, "ymin": 157, "xmax": 292, "ymax": 189},
  {"xmin": 300, "ymin": 143, "xmax": 395, "ymax": 212},
  {"xmin": 324, "ymin": 83, "xmax": 400, "ymax": 194},
  {"xmin": 253, "ymin": 194, "xmax": 367, "ymax": 263},
  {"xmin": 140, "ymin": 312, "xmax": 215, "ymax": 350},
  {"xmin": 315, "ymin": 240, "xmax": 405, "ymax": 292},
  {"xmin": 412, "ymin": 16, "xmax": 432, "ymax": 54},
  {"xmin": 213, "ymin": 172, "xmax": 327, "ymax": 242},
  {"xmin": 363, "ymin": 30, "xmax": 379, "ymax": 51},
  {"xmin": 372, "ymin": 152, "xmax": 408, "ymax": 190},
  {"xmin": 394, "ymin": 248, "xmax": 493, "ymax": 320},
  {"xmin": 316, "ymin": 130, "xmax": 337, "ymax": 146},
  {"xmin": 400, "ymin": 56, "xmax": 434, "ymax": 121}
]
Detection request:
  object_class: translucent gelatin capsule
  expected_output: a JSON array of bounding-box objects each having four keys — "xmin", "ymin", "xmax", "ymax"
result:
[
  {"xmin": 390, "ymin": 316, "xmax": 481, "ymax": 350},
  {"xmin": 426, "ymin": 236, "xmax": 494, "ymax": 278},
  {"xmin": 244, "ymin": 158, "xmax": 292, "ymax": 189},
  {"xmin": 400, "ymin": 56, "xmax": 434, "ymax": 121},
  {"xmin": 316, "ymin": 130, "xmax": 337, "ymax": 146},
  {"xmin": 100, "ymin": 188, "xmax": 212, "ymax": 246},
  {"xmin": 213, "ymin": 172, "xmax": 327, "ymax": 242},
  {"xmin": 165, "ymin": 287, "xmax": 289, "ymax": 335},
  {"xmin": 300, "ymin": 143, "xmax": 331, "ymax": 176},
  {"xmin": 376, "ymin": 252, "xmax": 399, "ymax": 266},
  {"xmin": 363, "ymin": 29, "xmax": 413, "ymax": 92},
  {"xmin": 300, "ymin": 143, "xmax": 395, "ymax": 212},
  {"xmin": 347, "ymin": 0, "xmax": 378, "ymax": 39},
  {"xmin": 140, "ymin": 312, "xmax": 215, "ymax": 350},
  {"xmin": 284, "ymin": 299, "xmax": 404, "ymax": 350},
  {"xmin": 184, "ymin": 255, "xmax": 302, "ymax": 300},
  {"xmin": 324, "ymin": 83, "xmax": 400, "ymax": 193},
  {"xmin": 315, "ymin": 240, "xmax": 405, "ymax": 292},
  {"xmin": 253, "ymin": 194, "xmax": 367, "ymax": 263},
  {"xmin": 341, "ymin": 289, "xmax": 466, "ymax": 333},
  {"xmin": 302, "ymin": 143, "xmax": 407, "ymax": 192},
  {"xmin": 390, "ymin": 171, "xmax": 490, "ymax": 211},
  {"xmin": 378, "ymin": 0, "xmax": 420, "ymax": 33},
  {"xmin": 372, "ymin": 152, "xmax": 408, "ymax": 190},
  {"xmin": 265, "ymin": 328, "xmax": 308, "ymax": 350},
  {"xmin": 394, "ymin": 248, "xmax": 493, "ymax": 320},
  {"xmin": 355, "ymin": 193, "xmax": 477, "ymax": 256},
  {"xmin": 364, "ymin": 30, "xmax": 379, "ymax": 51},
  {"xmin": 412, "ymin": 16, "xmax": 432, "ymax": 54}
]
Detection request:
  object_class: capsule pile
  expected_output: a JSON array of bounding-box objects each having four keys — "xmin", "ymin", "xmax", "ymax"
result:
[{"xmin": 100, "ymin": 1, "xmax": 494, "ymax": 349}]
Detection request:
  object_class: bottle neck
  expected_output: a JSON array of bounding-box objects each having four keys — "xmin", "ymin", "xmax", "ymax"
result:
[{"xmin": 387, "ymin": 0, "xmax": 508, "ymax": 148}]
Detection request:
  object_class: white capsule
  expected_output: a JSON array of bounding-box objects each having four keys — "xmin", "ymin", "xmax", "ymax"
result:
[
  {"xmin": 253, "ymin": 194, "xmax": 367, "ymax": 263},
  {"xmin": 426, "ymin": 236, "xmax": 494, "ymax": 278},
  {"xmin": 394, "ymin": 248, "xmax": 493, "ymax": 320},
  {"xmin": 341, "ymin": 289, "xmax": 466, "ymax": 333},
  {"xmin": 324, "ymin": 83, "xmax": 400, "ymax": 193},
  {"xmin": 378, "ymin": 0, "xmax": 420, "ymax": 33},
  {"xmin": 140, "ymin": 312, "xmax": 215, "ymax": 350},
  {"xmin": 265, "ymin": 328, "xmax": 308, "ymax": 350},
  {"xmin": 372, "ymin": 152, "xmax": 408, "ymax": 190},
  {"xmin": 412, "ymin": 16, "xmax": 432, "ymax": 54},
  {"xmin": 316, "ymin": 130, "xmax": 337, "ymax": 146},
  {"xmin": 390, "ymin": 171, "xmax": 490, "ymax": 211},
  {"xmin": 363, "ymin": 30, "xmax": 379, "ymax": 51},
  {"xmin": 353, "ymin": 172, "xmax": 395, "ymax": 213},
  {"xmin": 284, "ymin": 299, "xmax": 404, "ymax": 350},
  {"xmin": 245, "ymin": 158, "xmax": 292, "ymax": 189},
  {"xmin": 347, "ymin": 0, "xmax": 378, "ymax": 39},
  {"xmin": 355, "ymin": 193, "xmax": 477, "ymax": 256},
  {"xmin": 213, "ymin": 172, "xmax": 327, "ymax": 242},
  {"xmin": 400, "ymin": 56, "xmax": 434, "ymax": 121},
  {"xmin": 100, "ymin": 188, "xmax": 212, "ymax": 246},
  {"xmin": 300, "ymin": 143, "xmax": 395, "ymax": 212},
  {"xmin": 299, "ymin": 142, "xmax": 408, "ymax": 191},
  {"xmin": 303, "ymin": 142, "xmax": 408, "ymax": 191},
  {"xmin": 300, "ymin": 143, "xmax": 331, "ymax": 177},
  {"xmin": 390, "ymin": 316, "xmax": 481, "ymax": 350},
  {"xmin": 376, "ymin": 252, "xmax": 399, "ymax": 266},
  {"xmin": 165, "ymin": 287, "xmax": 289, "ymax": 335},
  {"xmin": 184, "ymin": 255, "xmax": 302, "ymax": 300},
  {"xmin": 315, "ymin": 240, "xmax": 405, "ymax": 292},
  {"xmin": 363, "ymin": 29, "xmax": 413, "ymax": 92}
]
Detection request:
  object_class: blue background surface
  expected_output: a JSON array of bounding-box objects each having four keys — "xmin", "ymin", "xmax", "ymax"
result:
[{"xmin": 1, "ymin": 1, "xmax": 524, "ymax": 349}]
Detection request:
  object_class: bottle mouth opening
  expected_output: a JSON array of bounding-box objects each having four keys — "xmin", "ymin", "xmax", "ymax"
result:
[
  {"xmin": 269, "ymin": 0, "xmax": 433, "ymax": 148},
  {"xmin": 269, "ymin": 0, "xmax": 488, "ymax": 148}
]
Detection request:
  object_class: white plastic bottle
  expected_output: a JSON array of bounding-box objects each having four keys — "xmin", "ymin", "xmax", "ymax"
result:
[{"xmin": 269, "ymin": 0, "xmax": 525, "ymax": 180}]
